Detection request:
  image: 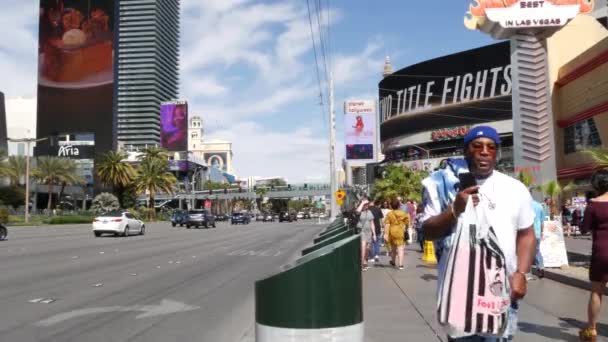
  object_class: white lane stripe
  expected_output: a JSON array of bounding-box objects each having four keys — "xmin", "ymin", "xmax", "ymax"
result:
[{"xmin": 256, "ymin": 322, "xmax": 364, "ymax": 342}]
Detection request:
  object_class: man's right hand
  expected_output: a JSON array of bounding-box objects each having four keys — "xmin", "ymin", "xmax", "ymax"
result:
[{"xmin": 452, "ymin": 186, "xmax": 480, "ymax": 216}]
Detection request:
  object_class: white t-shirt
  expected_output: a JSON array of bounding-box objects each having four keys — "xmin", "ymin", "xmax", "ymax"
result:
[{"xmin": 424, "ymin": 170, "xmax": 535, "ymax": 275}]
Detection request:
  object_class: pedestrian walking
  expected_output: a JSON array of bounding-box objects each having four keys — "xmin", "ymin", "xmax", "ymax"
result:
[
  {"xmin": 563, "ymin": 200, "xmax": 573, "ymax": 237},
  {"xmin": 381, "ymin": 200, "xmax": 391, "ymax": 255},
  {"xmin": 368, "ymin": 200, "xmax": 384, "ymax": 263},
  {"xmin": 422, "ymin": 126, "xmax": 536, "ymax": 341},
  {"xmin": 384, "ymin": 199, "xmax": 409, "ymax": 270},
  {"xmin": 414, "ymin": 205, "xmax": 425, "ymax": 251},
  {"xmin": 357, "ymin": 201, "xmax": 376, "ymax": 271},
  {"xmin": 579, "ymin": 170, "xmax": 608, "ymax": 342},
  {"xmin": 528, "ymin": 199, "xmax": 545, "ymax": 280}
]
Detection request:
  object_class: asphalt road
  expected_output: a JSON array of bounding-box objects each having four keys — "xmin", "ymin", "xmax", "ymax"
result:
[{"xmin": 0, "ymin": 220, "xmax": 322, "ymax": 342}]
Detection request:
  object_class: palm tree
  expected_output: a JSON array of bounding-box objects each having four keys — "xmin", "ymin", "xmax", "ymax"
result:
[
  {"xmin": 0, "ymin": 149, "xmax": 8, "ymax": 178},
  {"xmin": 96, "ymin": 150, "xmax": 136, "ymax": 206},
  {"xmin": 372, "ymin": 165, "xmax": 428, "ymax": 203},
  {"xmin": 540, "ymin": 180, "xmax": 575, "ymax": 219},
  {"xmin": 3, "ymin": 155, "xmax": 27, "ymax": 186},
  {"xmin": 255, "ymin": 187, "xmax": 268, "ymax": 211},
  {"xmin": 32, "ymin": 156, "xmax": 84, "ymax": 212},
  {"xmin": 134, "ymin": 158, "xmax": 176, "ymax": 217},
  {"xmin": 584, "ymin": 148, "xmax": 608, "ymax": 169},
  {"xmin": 138, "ymin": 146, "xmax": 169, "ymax": 163}
]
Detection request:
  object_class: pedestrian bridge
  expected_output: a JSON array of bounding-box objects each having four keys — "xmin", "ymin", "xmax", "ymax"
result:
[{"xmin": 150, "ymin": 184, "xmax": 332, "ymax": 203}]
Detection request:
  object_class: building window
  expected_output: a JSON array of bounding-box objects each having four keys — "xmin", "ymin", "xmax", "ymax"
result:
[
  {"xmin": 17, "ymin": 143, "xmax": 25, "ymax": 156},
  {"xmin": 564, "ymin": 118, "xmax": 602, "ymax": 154}
]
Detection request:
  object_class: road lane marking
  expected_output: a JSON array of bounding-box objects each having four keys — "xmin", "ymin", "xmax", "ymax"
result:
[
  {"xmin": 29, "ymin": 298, "xmax": 44, "ymax": 303},
  {"xmin": 35, "ymin": 299, "xmax": 200, "ymax": 327},
  {"xmin": 92, "ymin": 283, "xmax": 103, "ymax": 287}
]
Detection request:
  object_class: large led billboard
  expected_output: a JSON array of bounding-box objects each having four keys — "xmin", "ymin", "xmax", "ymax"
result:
[
  {"xmin": 344, "ymin": 100, "xmax": 376, "ymax": 161},
  {"xmin": 36, "ymin": 0, "xmax": 116, "ymax": 154},
  {"xmin": 160, "ymin": 101, "xmax": 188, "ymax": 151}
]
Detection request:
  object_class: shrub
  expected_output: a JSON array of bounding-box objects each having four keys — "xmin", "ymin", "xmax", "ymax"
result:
[
  {"xmin": 0, "ymin": 208, "xmax": 9, "ymax": 224},
  {"xmin": 44, "ymin": 215, "xmax": 95, "ymax": 225},
  {"xmin": 91, "ymin": 193, "xmax": 120, "ymax": 214},
  {"xmin": 0, "ymin": 186, "xmax": 25, "ymax": 209}
]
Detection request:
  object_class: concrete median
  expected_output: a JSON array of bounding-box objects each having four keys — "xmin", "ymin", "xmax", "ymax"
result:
[
  {"xmin": 255, "ymin": 234, "xmax": 363, "ymax": 341},
  {"xmin": 314, "ymin": 227, "xmax": 348, "ymax": 244},
  {"xmin": 302, "ymin": 230, "xmax": 353, "ymax": 256}
]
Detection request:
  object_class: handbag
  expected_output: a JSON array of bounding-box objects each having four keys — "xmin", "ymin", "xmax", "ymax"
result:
[{"xmin": 437, "ymin": 197, "xmax": 511, "ymax": 338}]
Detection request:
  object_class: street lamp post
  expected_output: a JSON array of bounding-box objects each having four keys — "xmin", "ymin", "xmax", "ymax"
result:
[{"xmin": 6, "ymin": 135, "xmax": 49, "ymax": 224}]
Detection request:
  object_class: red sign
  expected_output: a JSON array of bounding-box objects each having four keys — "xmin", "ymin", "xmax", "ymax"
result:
[{"xmin": 431, "ymin": 126, "xmax": 472, "ymax": 141}]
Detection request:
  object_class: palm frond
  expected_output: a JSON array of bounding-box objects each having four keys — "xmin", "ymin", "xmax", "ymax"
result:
[{"xmin": 583, "ymin": 148, "xmax": 608, "ymax": 169}]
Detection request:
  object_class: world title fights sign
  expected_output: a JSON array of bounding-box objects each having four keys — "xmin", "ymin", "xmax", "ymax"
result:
[{"xmin": 465, "ymin": 0, "xmax": 595, "ymax": 37}]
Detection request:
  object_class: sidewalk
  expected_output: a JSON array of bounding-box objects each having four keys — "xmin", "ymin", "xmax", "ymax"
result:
[{"xmin": 363, "ymin": 245, "xmax": 608, "ymax": 342}]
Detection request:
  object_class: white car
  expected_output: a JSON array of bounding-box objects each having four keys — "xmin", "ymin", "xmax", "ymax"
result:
[
  {"xmin": 92, "ymin": 211, "xmax": 145, "ymax": 237},
  {"xmin": 296, "ymin": 212, "xmax": 304, "ymax": 219}
]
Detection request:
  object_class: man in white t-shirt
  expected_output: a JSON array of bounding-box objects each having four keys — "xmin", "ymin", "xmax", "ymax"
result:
[{"xmin": 422, "ymin": 126, "xmax": 536, "ymax": 341}]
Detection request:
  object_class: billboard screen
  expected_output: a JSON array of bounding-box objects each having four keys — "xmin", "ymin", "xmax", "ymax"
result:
[
  {"xmin": 37, "ymin": 0, "xmax": 116, "ymax": 154},
  {"xmin": 168, "ymin": 159, "xmax": 188, "ymax": 171},
  {"xmin": 344, "ymin": 100, "xmax": 376, "ymax": 161},
  {"xmin": 160, "ymin": 101, "xmax": 188, "ymax": 151}
]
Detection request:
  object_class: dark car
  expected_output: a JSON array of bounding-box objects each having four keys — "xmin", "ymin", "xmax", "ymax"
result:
[
  {"xmin": 303, "ymin": 212, "xmax": 311, "ymax": 219},
  {"xmin": 170, "ymin": 210, "xmax": 188, "ymax": 227},
  {"xmin": 0, "ymin": 223, "xmax": 7, "ymax": 241},
  {"xmin": 215, "ymin": 213, "xmax": 229, "ymax": 222},
  {"xmin": 279, "ymin": 211, "xmax": 292, "ymax": 222},
  {"xmin": 186, "ymin": 209, "xmax": 216, "ymax": 229},
  {"xmin": 231, "ymin": 212, "xmax": 250, "ymax": 225},
  {"xmin": 290, "ymin": 212, "xmax": 298, "ymax": 222}
]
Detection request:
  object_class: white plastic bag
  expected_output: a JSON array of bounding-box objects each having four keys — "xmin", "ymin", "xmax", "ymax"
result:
[{"xmin": 437, "ymin": 197, "xmax": 511, "ymax": 338}]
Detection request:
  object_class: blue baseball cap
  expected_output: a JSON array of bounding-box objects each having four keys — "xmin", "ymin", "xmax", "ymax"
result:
[{"xmin": 464, "ymin": 126, "xmax": 501, "ymax": 146}]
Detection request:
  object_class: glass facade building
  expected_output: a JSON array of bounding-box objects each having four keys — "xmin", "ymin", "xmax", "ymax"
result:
[{"xmin": 116, "ymin": 0, "xmax": 180, "ymax": 148}]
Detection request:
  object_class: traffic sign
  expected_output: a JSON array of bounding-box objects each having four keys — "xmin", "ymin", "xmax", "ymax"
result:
[
  {"xmin": 337, "ymin": 198, "xmax": 344, "ymax": 206},
  {"xmin": 335, "ymin": 190, "xmax": 346, "ymax": 200}
]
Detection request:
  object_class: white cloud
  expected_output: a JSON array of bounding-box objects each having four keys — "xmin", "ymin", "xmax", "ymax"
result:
[
  {"xmin": 208, "ymin": 121, "xmax": 330, "ymax": 183},
  {"xmin": 333, "ymin": 41, "xmax": 383, "ymax": 86},
  {"xmin": 0, "ymin": 1, "xmax": 38, "ymax": 97},
  {"xmin": 183, "ymin": 76, "xmax": 228, "ymax": 98}
]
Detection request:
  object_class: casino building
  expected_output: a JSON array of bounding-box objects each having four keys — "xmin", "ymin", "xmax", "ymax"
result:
[
  {"xmin": 379, "ymin": 41, "xmax": 516, "ymax": 174},
  {"xmin": 378, "ymin": 9, "xmax": 608, "ymax": 196}
]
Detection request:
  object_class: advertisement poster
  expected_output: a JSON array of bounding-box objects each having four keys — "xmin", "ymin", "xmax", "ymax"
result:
[
  {"xmin": 37, "ymin": 0, "xmax": 115, "ymax": 153},
  {"xmin": 204, "ymin": 152, "xmax": 228, "ymax": 171},
  {"xmin": 160, "ymin": 101, "xmax": 188, "ymax": 151},
  {"xmin": 344, "ymin": 100, "xmax": 376, "ymax": 161},
  {"xmin": 540, "ymin": 220, "xmax": 570, "ymax": 268}
]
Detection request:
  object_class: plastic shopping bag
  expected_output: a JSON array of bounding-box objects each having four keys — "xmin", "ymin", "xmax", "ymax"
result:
[{"xmin": 437, "ymin": 197, "xmax": 511, "ymax": 338}]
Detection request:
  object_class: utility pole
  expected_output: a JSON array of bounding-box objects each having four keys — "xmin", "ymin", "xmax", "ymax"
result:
[
  {"xmin": 7, "ymin": 135, "xmax": 48, "ymax": 224},
  {"xmin": 329, "ymin": 73, "xmax": 338, "ymax": 219}
]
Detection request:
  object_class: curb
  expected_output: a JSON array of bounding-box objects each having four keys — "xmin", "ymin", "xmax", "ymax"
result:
[{"xmin": 532, "ymin": 266, "xmax": 608, "ymax": 296}]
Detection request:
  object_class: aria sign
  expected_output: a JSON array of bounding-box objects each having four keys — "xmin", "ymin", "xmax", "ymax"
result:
[
  {"xmin": 58, "ymin": 145, "xmax": 80, "ymax": 157},
  {"xmin": 465, "ymin": 0, "xmax": 595, "ymax": 37},
  {"xmin": 45, "ymin": 144, "xmax": 95, "ymax": 159}
]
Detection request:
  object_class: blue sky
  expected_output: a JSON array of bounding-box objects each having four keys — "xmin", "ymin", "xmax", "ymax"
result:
[{"xmin": 1, "ymin": 0, "xmax": 498, "ymax": 182}]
